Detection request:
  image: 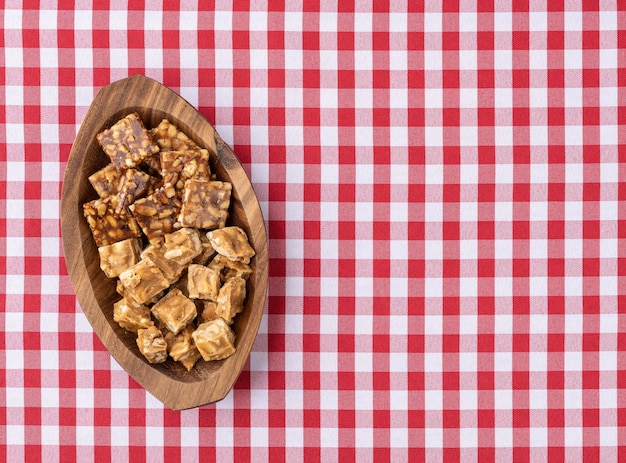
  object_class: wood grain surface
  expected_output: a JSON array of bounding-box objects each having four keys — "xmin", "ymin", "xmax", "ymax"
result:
[{"xmin": 61, "ymin": 75, "xmax": 268, "ymax": 410}]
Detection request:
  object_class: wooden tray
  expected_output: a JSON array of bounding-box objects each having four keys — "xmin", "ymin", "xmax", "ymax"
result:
[{"xmin": 61, "ymin": 75, "xmax": 268, "ymax": 410}]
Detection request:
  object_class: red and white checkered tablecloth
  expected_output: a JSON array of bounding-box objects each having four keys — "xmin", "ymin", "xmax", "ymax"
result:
[{"xmin": 2, "ymin": 0, "xmax": 625, "ymax": 461}]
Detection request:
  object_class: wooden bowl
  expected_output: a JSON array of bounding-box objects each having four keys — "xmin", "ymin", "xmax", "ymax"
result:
[{"xmin": 61, "ymin": 75, "xmax": 268, "ymax": 410}]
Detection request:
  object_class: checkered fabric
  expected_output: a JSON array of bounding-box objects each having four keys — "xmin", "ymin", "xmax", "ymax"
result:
[{"xmin": 2, "ymin": 0, "xmax": 625, "ymax": 461}]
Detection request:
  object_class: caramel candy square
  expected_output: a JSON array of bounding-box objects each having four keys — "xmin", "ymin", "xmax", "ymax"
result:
[
  {"xmin": 192, "ymin": 318, "xmax": 236, "ymax": 361},
  {"xmin": 207, "ymin": 226, "xmax": 255, "ymax": 264},
  {"xmin": 164, "ymin": 325, "xmax": 201, "ymax": 371},
  {"xmin": 162, "ymin": 228, "xmax": 203, "ymax": 266},
  {"xmin": 208, "ymin": 254, "xmax": 253, "ymax": 283},
  {"xmin": 98, "ymin": 237, "xmax": 142, "ymax": 278},
  {"xmin": 187, "ymin": 264, "xmax": 221, "ymax": 300},
  {"xmin": 118, "ymin": 257, "xmax": 170, "ymax": 305},
  {"xmin": 96, "ymin": 112, "xmax": 160, "ymax": 169},
  {"xmin": 179, "ymin": 179, "xmax": 232, "ymax": 229},
  {"xmin": 113, "ymin": 296, "xmax": 154, "ymax": 332},
  {"xmin": 160, "ymin": 149, "xmax": 210, "ymax": 190},
  {"xmin": 150, "ymin": 288, "xmax": 197, "ymax": 335},
  {"xmin": 83, "ymin": 195, "xmax": 142, "ymax": 247},
  {"xmin": 136, "ymin": 326, "xmax": 168, "ymax": 364},
  {"xmin": 215, "ymin": 276, "xmax": 246, "ymax": 323},
  {"xmin": 130, "ymin": 183, "xmax": 182, "ymax": 244},
  {"xmin": 88, "ymin": 163, "xmax": 124, "ymax": 199},
  {"xmin": 140, "ymin": 242, "xmax": 186, "ymax": 284},
  {"xmin": 151, "ymin": 119, "xmax": 198, "ymax": 152}
]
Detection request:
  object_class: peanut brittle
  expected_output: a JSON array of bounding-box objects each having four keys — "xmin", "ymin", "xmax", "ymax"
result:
[
  {"xmin": 98, "ymin": 237, "xmax": 142, "ymax": 278},
  {"xmin": 187, "ymin": 264, "xmax": 221, "ymax": 300},
  {"xmin": 192, "ymin": 318, "xmax": 236, "ymax": 361},
  {"xmin": 118, "ymin": 257, "xmax": 170, "ymax": 305},
  {"xmin": 164, "ymin": 325, "xmax": 201, "ymax": 371},
  {"xmin": 150, "ymin": 288, "xmax": 197, "ymax": 335},
  {"xmin": 136, "ymin": 326, "xmax": 168, "ymax": 364},
  {"xmin": 151, "ymin": 118, "xmax": 198, "ymax": 152},
  {"xmin": 160, "ymin": 149, "xmax": 210, "ymax": 190},
  {"xmin": 162, "ymin": 227, "xmax": 203, "ymax": 266},
  {"xmin": 96, "ymin": 112, "xmax": 160, "ymax": 169},
  {"xmin": 113, "ymin": 296, "xmax": 154, "ymax": 332},
  {"xmin": 130, "ymin": 183, "xmax": 182, "ymax": 244},
  {"xmin": 207, "ymin": 226, "xmax": 255, "ymax": 264},
  {"xmin": 215, "ymin": 276, "xmax": 246, "ymax": 324},
  {"xmin": 83, "ymin": 195, "xmax": 142, "ymax": 247},
  {"xmin": 85, "ymin": 114, "xmax": 257, "ymax": 372},
  {"xmin": 179, "ymin": 179, "xmax": 232, "ymax": 229}
]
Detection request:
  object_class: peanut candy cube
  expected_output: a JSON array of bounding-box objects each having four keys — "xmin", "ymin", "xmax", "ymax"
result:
[
  {"xmin": 200, "ymin": 300, "xmax": 220, "ymax": 322},
  {"xmin": 187, "ymin": 264, "xmax": 221, "ymax": 300},
  {"xmin": 164, "ymin": 325, "xmax": 202, "ymax": 371},
  {"xmin": 207, "ymin": 226, "xmax": 255, "ymax": 264},
  {"xmin": 141, "ymin": 242, "xmax": 186, "ymax": 284},
  {"xmin": 113, "ymin": 296, "xmax": 154, "ymax": 332},
  {"xmin": 89, "ymin": 163, "xmax": 152, "ymax": 207},
  {"xmin": 118, "ymin": 258, "xmax": 170, "ymax": 305},
  {"xmin": 83, "ymin": 195, "xmax": 142, "ymax": 247},
  {"xmin": 98, "ymin": 237, "xmax": 142, "ymax": 278},
  {"xmin": 192, "ymin": 318, "xmax": 236, "ymax": 361},
  {"xmin": 208, "ymin": 254, "xmax": 253, "ymax": 283},
  {"xmin": 179, "ymin": 179, "xmax": 232, "ymax": 229},
  {"xmin": 150, "ymin": 288, "xmax": 197, "ymax": 335},
  {"xmin": 215, "ymin": 276, "xmax": 246, "ymax": 323},
  {"xmin": 160, "ymin": 149, "xmax": 210, "ymax": 190},
  {"xmin": 136, "ymin": 326, "xmax": 168, "ymax": 364},
  {"xmin": 163, "ymin": 228, "xmax": 203, "ymax": 266},
  {"xmin": 88, "ymin": 163, "xmax": 125, "ymax": 198},
  {"xmin": 193, "ymin": 232, "xmax": 217, "ymax": 265},
  {"xmin": 96, "ymin": 112, "xmax": 160, "ymax": 169},
  {"xmin": 130, "ymin": 183, "xmax": 182, "ymax": 244},
  {"xmin": 151, "ymin": 119, "xmax": 198, "ymax": 152}
]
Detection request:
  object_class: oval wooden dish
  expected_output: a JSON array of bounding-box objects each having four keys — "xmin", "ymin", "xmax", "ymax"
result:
[{"xmin": 61, "ymin": 75, "xmax": 268, "ymax": 410}]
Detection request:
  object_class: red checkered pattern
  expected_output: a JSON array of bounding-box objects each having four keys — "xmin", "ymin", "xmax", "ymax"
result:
[{"xmin": 2, "ymin": 0, "xmax": 625, "ymax": 461}]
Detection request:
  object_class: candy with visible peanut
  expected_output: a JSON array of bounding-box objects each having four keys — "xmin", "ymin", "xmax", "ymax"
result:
[
  {"xmin": 98, "ymin": 237, "xmax": 142, "ymax": 278},
  {"xmin": 113, "ymin": 296, "xmax": 154, "ymax": 332},
  {"xmin": 215, "ymin": 276, "xmax": 246, "ymax": 324},
  {"xmin": 164, "ymin": 324, "xmax": 202, "ymax": 371},
  {"xmin": 207, "ymin": 226, "xmax": 255, "ymax": 264},
  {"xmin": 150, "ymin": 288, "xmax": 197, "ymax": 335},
  {"xmin": 130, "ymin": 183, "xmax": 182, "ymax": 244},
  {"xmin": 118, "ymin": 257, "xmax": 170, "ymax": 305},
  {"xmin": 179, "ymin": 179, "xmax": 232, "ymax": 229},
  {"xmin": 187, "ymin": 264, "xmax": 221, "ymax": 300},
  {"xmin": 136, "ymin": 326, "xmax": 168, "ymax": 363},
  {"xmin": 83, "ymin": 195, "xmax": 142, "ymax": 247},
  {"xmin": 192, "ymin": 318, "xmax": 236, "ymax": 361},
  {"xmin": 96, "ymin": 112, "xmax": 160, "ymax": 169}
]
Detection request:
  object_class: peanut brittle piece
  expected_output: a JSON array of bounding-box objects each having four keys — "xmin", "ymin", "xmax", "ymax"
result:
[
  {"xmin": 136, "ymin": 326, "xmax": 168, "ymax": 363},
  {"xmin": 118, "ymin": 258, "xmax": 170, "ymax": 305},
  {"xmin": 207, "ymin": 254, "xmax": 253, "ymax": 283},
  {"xmin": 150, "ymin": 288, "xmax": 197, "ymax": 335},
  {"xmin": 98, "ymin": 237, "xmax": 142, "ymax": 278},
  {"xmin": 207, "ymin": 226, "xmax": 255, "ymax": 264},
  {"xmin": 96, "ymin": 112, "xmax": 160, "ymax": 169},
  {"xmin": 130, "ymin": 183, "xmax": 182, "ymax": 244},
  {"xmin": 200, "ymin": 300, "xmax": 220, "ymax": 322},
  {"xmin": 179, "ymin": 179, "xmax": 232, "ymax": 229},
  {"xmin": 83, "ymin": 195, "xmax": 142, "ymax": 247},
  {"xmin": 162, "ymin": 228, "xmax": 203, "ymax": 266},
  {"xmin": 113, "ymin": 296, "xmax": 154, "ymax": 332},
  {"xmin": 88, "ymin": 164, "xmax": 153, "ymax": 207},
  {"xmin": 88, "ymin": 163, "xmax": 124, "ymax": 198},
  {"xmin": 160, "ymin": 149, "xmax": 211, "ymax": 191},
  {"xmin": 192, "ymin": 318, "xmax": 236, "ymax": 361},
  {"xmin": 140, "ymin": 242, "xmax": 186, "ymax": 284},
  {"xmin": 187, "ymin": 264, "xmax": 221, "ymax": 300},
  {"xmin": 164, "ymin": 324, "xmax": 202, "ymax": 371},
  {"xmin": 193, "ymin": 232, "xmax": 217, "ymax": 265},
  {"xmin": 215, "ymin": 276, "xmax": 246, "ymax": 323},
  {"xmin": 151, "ymin": 119, "xmax": 198, "ymax": 152}
]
